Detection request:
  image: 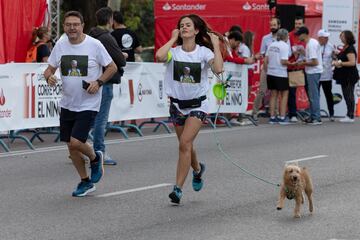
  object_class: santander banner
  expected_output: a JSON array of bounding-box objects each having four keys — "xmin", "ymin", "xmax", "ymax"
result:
[{"xmin": 155, "ymin": 0, "xmax": 322, "ymax": 17}]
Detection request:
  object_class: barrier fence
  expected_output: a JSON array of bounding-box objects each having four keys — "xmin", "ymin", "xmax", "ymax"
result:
[{"xmin": 0, "ymin": 62, "xmax": 248, "ymax": 151}]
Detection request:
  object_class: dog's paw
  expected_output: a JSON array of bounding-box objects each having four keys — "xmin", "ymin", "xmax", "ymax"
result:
[{"xmin": 294, "ymin": 213, "xmax": 301, "ymax": 218}]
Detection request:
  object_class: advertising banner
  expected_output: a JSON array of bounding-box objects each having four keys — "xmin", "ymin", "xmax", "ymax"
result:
[{"xmin": 0, "ymin": 62, "xmax": 248, "ymax": 131}]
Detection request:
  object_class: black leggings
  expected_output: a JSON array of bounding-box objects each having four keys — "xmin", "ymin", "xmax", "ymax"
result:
[
  {"xmin": 319, "ymin": 80, "xmax": 334, "ymax": 117},
  {"xmin": 340, "ymin": 81, "xmax": 356, "ymax": 118}
]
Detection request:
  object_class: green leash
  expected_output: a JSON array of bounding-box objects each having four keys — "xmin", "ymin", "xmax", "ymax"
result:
[{"xmin": 212, "ymin": 75, "xmax": 280, "ymax": 188}]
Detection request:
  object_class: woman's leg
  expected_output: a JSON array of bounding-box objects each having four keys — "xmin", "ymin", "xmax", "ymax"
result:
[
  {"xmin": 321, "ymin": 81, "xmax": 334, "ymax": 117},
  {"xmin": 174, "ymin": 117, "xmax": 203, "ymax": 188},
  {"xmin": 341, "ymin": 81, "xmax": 356, "ymax": 118}
]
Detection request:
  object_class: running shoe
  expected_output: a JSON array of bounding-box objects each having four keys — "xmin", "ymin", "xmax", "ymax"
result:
[
  {"xmin": 192, "ymin": 162, "xmax": 205, "ymax": 191},
  {"xmin": 169, "ymin": 185, "xmax": 182, "ymax": 205},
  {"xmin": 90, "ymin": 151, "xmax": 104, "ymax": 183},
  {"xmin": 72, "ymin": 181, "xmax": 96, "ymax": 197}
]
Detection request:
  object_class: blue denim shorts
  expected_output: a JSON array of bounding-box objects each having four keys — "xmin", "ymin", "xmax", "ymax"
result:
[{"xmin": 169, "ymin": 103, "xmax": 207, "ymax": 126}]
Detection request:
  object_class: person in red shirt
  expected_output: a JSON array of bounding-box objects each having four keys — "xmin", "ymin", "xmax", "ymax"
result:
[{"xmin": 287, "ymin": 16, "xmax": 306, "ymax": 122}]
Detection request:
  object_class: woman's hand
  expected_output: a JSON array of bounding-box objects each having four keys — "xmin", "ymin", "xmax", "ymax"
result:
[
  {"xmin": 171, "ymin": 29, "xmax": 180, "ymax": 41},
  {"xmin": 208, "ymin": 32, "xmax": 220, "ymax": 46}
]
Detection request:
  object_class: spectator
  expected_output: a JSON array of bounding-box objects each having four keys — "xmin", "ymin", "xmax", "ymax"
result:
[
  {"xmin": 89, "ymin": 7, "xmax": 126, "ymax": 166},
  {"xmin": 112, "ymin": 11, "xmax": 142, "ymax": 131},
  {"xmin": 26, "ymin": 26, "xmax": 51, "ymax": 63},
  {"xmin": 317, "ymin": 29, "xmax": 335, "ymax": 121},
  {"xmin": 264, "ymin": 29, "xmax": 292, "ymax": 124},
  {"xmin": 287, "ymin": 16, "xmax": 306, "ymax": 123},
  {"xmin": 43, "ymin": 11, "xmax": 118, "ymax": 197},
  {"xmin": 295, "ymin": 26, "xmax": 323, "ymax": 125},
  {"xmin": 252, "ymin": 17, "xmax": 283, "ymax": 121},
  {"xmin": 333, "ymin": 30, "xmax": 359, "ymax": 123}
]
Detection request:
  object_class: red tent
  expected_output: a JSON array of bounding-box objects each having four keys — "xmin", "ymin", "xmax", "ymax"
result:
[
  {"xmin": 0, "ymin": 0, "xmax": 47, "ymax": 63},
  {"xmin": 154, "ymin": 0, "xmax": 322, "ymax": 54}
]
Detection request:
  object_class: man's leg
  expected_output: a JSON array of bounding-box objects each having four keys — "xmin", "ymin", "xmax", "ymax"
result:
[
  {"xmin": 93, "ymin": 84, "xmax": 116, "ymax": 165},
  {"xmin": 307, "ymin": 74, "xmax": 321, "ymax": 121},
  {"xmin": 252, "ymin": 68, "xmax": 267, "ymax": 119}
]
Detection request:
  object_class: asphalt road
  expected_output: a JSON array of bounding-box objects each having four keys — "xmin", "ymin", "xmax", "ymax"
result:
[{"xmin": 0, "ymin": 120, "xmax": 360, "ymax": 240}]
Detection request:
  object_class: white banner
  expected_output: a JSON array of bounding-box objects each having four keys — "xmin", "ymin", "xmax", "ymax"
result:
[{"xmin": 0, "ymin": 62, "xmax": 248, "ymax": 131}]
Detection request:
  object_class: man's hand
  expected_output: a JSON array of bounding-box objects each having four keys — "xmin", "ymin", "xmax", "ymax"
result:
[
  {"xmin": 86, "ymin": 81, "xmax": 101, "ymax": 94},
  {"xmin": 47, "ymin": 75, "xmax": 57, "ymax": 87}
]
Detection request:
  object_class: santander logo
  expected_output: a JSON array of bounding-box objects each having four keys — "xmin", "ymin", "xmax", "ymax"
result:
[
  {"xmin": 0, "ymin": 88, "xmax": 5, "ymax": 106},
  {"xmin": 243, "ymin": 2, "xmax": 252, "ymax": 10},
  {"xmin": 162, "ymin": 2, "xmax": 206, "ymax": 11},
  {"xmin": 243, "ymin": 1, "xmax": 269, "ymax": 11}
]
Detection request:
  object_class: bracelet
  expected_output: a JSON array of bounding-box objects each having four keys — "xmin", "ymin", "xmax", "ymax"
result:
[{"xmin": 96, "ymin": 79, "xmax": 104, "ymax": 87}]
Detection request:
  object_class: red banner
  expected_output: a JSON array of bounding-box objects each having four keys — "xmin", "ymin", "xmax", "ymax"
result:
[{"xmin": 0, "ymin": 0, "xmax": 47, "ymax": 63}]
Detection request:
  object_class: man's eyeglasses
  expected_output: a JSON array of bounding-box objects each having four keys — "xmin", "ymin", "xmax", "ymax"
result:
[{"xmin": 64, "ymin": 23, "xmax": 82, "ymax": 28}]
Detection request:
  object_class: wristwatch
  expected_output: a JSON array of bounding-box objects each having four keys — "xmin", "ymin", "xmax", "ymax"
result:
[{"xmin": 96, "ymin": 79, "xmax": 104, "ymax": 87}]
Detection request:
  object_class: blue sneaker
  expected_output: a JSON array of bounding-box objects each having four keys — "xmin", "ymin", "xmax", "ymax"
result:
[
  {"xmin": 192, "ymin": 162, "xmax": 205, "ymax": 192},
  {"xmin": 103, "ymin": 153, "xmax": 117, "ymax": 166},
  {"xmin": 90, "ymin": 151, "xmax": 104, "ymax": 183},
  {"xmin": 169, "ymin": 185, "xmax": 182, "ymax": 205},
  {"xmin": 278, "ymin": 117, "xmax": 290, "ymax": 125},
  {"xmin": 72, "ymin": 181, "xmax": 96, "ymax": 197},
  {"xmin": 269, "ymin": 117, "xmax": 278, "ymax": 124}
]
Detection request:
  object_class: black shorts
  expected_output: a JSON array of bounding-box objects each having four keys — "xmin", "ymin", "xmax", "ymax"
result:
[
  {"xmin": 169, "ymin": 104, "xmax": 207, "ymax": 127},
  {"xmin": 60, "ymin": 108, "xmax": 97, "ymax": 143},
  {"xmin": 267, "ymin": 75, "xmax": 289, "ymax": 91}
]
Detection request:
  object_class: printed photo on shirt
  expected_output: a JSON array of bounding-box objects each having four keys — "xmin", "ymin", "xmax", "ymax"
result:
[
  {"xmin": 60, "ymin": 55, "xmax": 88, "ymax": 77},
  {"xmin": 173, "ymin": 60, "xmax": 201, "ymax": 84}
]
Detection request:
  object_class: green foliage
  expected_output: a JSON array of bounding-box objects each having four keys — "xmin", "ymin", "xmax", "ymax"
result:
[{"xmin": 121, "ymin": 0, "xmax": 154, "ymax": 47}]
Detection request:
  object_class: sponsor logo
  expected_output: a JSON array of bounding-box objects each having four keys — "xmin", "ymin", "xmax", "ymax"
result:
[
  {"xmin": 158, "ymin": 80, "xmax": 163, "ymax": 100},
  {"xmin": 242, "ymin": 2, "xmax": 269, "ymax": 11},
  {"xmin": 162, "ymin": 2, "xmax": 206, "ymax": 11},
  {"xmin": 137, "ymin": 83, "xmax": 152, "ymax": 102},
  {"xmin": 0, "ymin": 88, "xmax": 5, "ymax": 106},
  {"xmin": 0, "ymin": 88, "xmax": 12, "ymax": 118}
]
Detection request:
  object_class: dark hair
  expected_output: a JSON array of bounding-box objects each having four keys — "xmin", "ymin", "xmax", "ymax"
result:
[
  {"xmin": 113, "ymin": 11, "xmax": 124, "ymax": 24},
  {"xmin": 229, "ymin": 25, "xmax": 243, "ymax": 34},
  {"xmin": 176, "ymin": 14, "xmax": 224, "ymax": 51},
  {"xmin": 243, "ymin": 31, "xmax": 254, "ymax": 54},
  {"xmin": 31, "ymin": 26, "xmax": 49, "ymax": 43},
  {"xmin": 341, "ymin": 30, "xmax": 356, "ymax": 45},
  {"xmin": 295, "ymin": 16, "xmax": 305, "ymax": 23},
  {"xmin": 271, "ymin": 17, "xmax": 281, "ymax": 26},
  {"xmin": 228, "ymin": 31, "xmax": 243, "ymax": 42},
  {"xmin": 64, "ymin": 11, "xmax": 84, "ymax": 24},
  {"xmin": 95, "ymin": 7, "xmax": 113, "ymax": 25}
]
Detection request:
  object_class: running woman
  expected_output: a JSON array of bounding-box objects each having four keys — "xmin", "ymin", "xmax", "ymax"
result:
[{"xmin": 155, "ymin": 14, "xmax": 223, "ymax": 204}]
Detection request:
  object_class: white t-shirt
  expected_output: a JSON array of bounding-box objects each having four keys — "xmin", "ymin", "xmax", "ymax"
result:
[
  {"xmin": 238, "ymin": 43, "xmax": 255, "ymax": 70},
  {"xmin": 305, "ymin": 38, "xmax": 323, "ymax": 74},
  {"xmin": 266, "ymin": 40, "xmax": 289, "ymax": 78},
  {"xmin": 320, "ymin": 42, "xmax": 334, "ymax": 81},
  {"xmin": 164, "ymin": 45, "xmax": 214, "ymax": 114},
  {"xmin": 48, "ymin": 35, "xmax": 113, "ymax": 112}
]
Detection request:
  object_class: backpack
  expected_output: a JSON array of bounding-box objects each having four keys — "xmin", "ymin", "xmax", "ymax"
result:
[{"xmin": 25, "ymin": 42, "xmax": 45, "ymax": 63}]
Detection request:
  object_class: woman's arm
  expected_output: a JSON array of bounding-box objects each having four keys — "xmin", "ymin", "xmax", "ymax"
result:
[
  {"xmin": 209, "ymin": 32, "xmax": 223, "ymax": 74},
  {"xmin": 155, "ymin": 29, "xmax": 179, "ymax": 62}
]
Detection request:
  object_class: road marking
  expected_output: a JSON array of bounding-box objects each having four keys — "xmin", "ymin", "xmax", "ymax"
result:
[
  {"xmin": 95, "ymin": 183, "xmax": 172, "ymax": 198},
  {"xmin": 286, "ymin": 155, "xmax": 328, "ymax": 164}
]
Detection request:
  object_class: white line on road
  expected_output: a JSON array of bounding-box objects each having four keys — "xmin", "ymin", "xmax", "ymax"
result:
[
  {"xmin": 95, "ymin": 183, "xmax": 172, "ymax": 198},
  {"xmin": 286, "ymin": 155, "xmax": 328, "ymax": 164}
]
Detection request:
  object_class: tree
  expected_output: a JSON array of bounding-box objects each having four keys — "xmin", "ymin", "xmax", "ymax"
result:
[{"xmin": 120, "ymin": 0, "xmax": 154, "ymax": 47}]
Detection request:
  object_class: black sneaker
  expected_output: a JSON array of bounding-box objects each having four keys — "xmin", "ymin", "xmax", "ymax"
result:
[
  {"xmin": 308, "ymin": 119, "xmax": 322, "ymax": 125},
  {"xmin": 169, "ymin": 185, "xmax": 182, "ymax": 205}
]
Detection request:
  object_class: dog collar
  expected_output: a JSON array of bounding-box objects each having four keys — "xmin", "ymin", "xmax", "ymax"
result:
[{"xmin": 285, "ymin": 187, "xmax": 296, "ymax": 200}]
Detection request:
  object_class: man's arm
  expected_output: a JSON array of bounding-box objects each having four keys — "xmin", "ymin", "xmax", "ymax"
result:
[{"xmin": 43, "ymin": 65, "xmax": 58, "ymax": 86}]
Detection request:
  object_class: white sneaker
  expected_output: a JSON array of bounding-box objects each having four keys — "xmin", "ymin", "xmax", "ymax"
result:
[
  {"xmin": 239, "ymin": 120, "xmax": 252, "ymax": 126},
  {"xmin": 339, "ymin": 116, "xmax": 355, "ymax": 123},
  {"xmin": 229, "ymin": 118, "xmax": 242, "ymax": 126},
  {"xmin": 289, "ymin": 116, "xmax": 298, "ymax": 123}
]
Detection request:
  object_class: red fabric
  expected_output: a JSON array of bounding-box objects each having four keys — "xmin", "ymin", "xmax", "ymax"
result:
[
  {"xmin": 224, "ymin": 49, "xmax": 246, "ymax": 65},
  {"xmin": 288, "ymin": 30, "xmax": 306, "ymax": 70},
  {"xmin": 0, "ymin": 0, "xmax": 47, "ymax": 63}
]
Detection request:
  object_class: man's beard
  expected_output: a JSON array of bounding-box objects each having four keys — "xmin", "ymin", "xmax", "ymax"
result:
[{"xmin": 271, "ymin": 28, "xmax": 279, "ymax": 34}]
